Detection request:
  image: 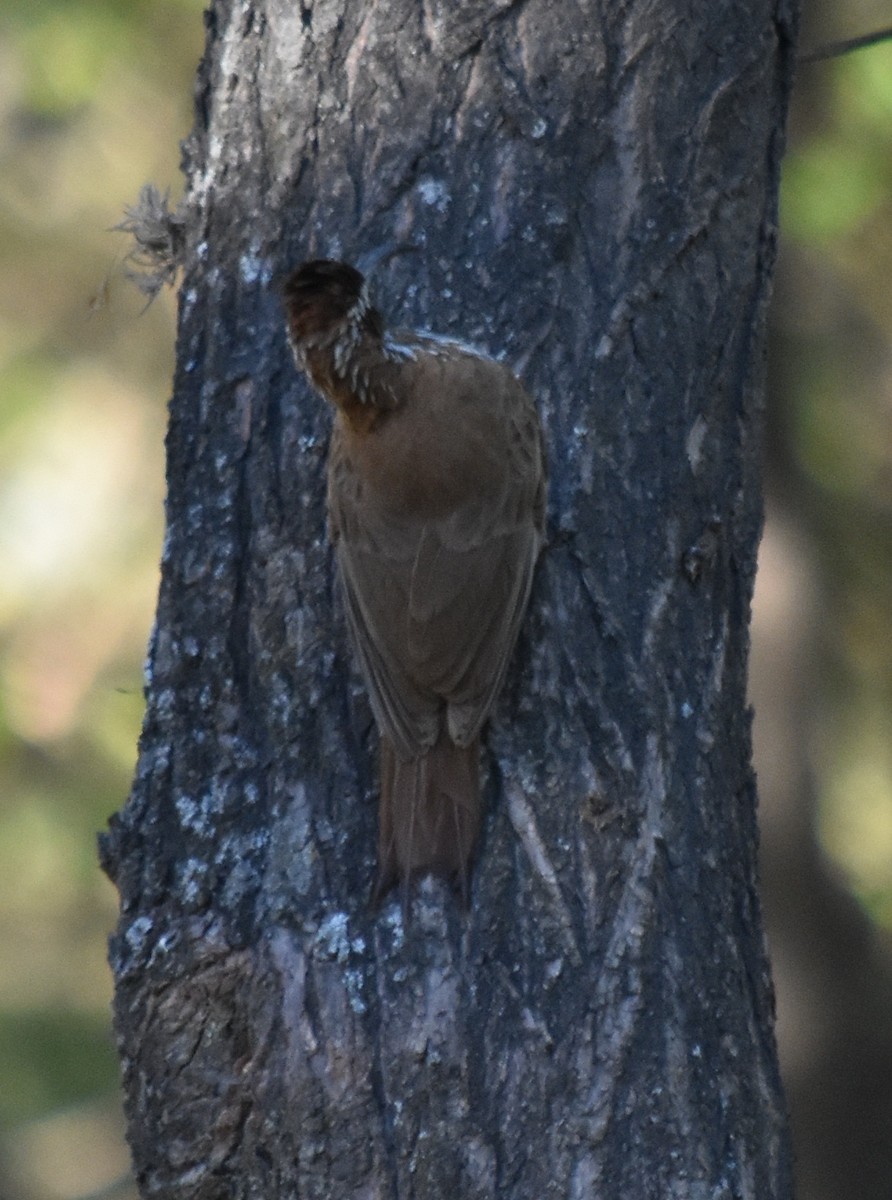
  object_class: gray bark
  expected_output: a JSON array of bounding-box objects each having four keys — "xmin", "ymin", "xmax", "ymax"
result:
[{"xmin": 101, "ymin": 0, "xmax": 799, "ymax": 1196}]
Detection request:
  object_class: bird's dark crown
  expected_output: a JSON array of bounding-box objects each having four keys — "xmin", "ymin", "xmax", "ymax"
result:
[{"xmin": 283, "ymin": 259, "xmax": 377, "ymax": 344}]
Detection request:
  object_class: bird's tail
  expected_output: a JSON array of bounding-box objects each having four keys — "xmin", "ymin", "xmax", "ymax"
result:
[{"xmin": 375, "ymin": 732, "xmax": 481, "ymax": 906}]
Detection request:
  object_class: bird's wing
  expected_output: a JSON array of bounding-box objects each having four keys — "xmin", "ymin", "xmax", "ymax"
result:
[{"xmin": 336, "ymin": 529, "xmax": 441, "ymax": 757}]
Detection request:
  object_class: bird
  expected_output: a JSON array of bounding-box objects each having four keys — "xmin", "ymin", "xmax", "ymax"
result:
[{"xmin": 282, "ymin": 257, "xmax": 545, "ymax": 904}]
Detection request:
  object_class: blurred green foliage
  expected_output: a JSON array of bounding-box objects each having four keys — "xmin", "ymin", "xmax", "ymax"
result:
[
  {"xmin": 0, "ymin": 2, "xmax": 204, "ymax": 1196},
  {"xmin": 0, "ymin": 1010, "xmax": 120, "ymax": 1127},
  {"xmin": 785, "ymin": 45, "xmax": 892, "ymax": 243},
  {"xmin": 779, "ymin": 37, "xmax": 892, "ymax": 931}
]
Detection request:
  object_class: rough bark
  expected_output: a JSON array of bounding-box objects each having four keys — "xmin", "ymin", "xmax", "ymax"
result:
[{"xmin": 101, "ymin": 1, "xmax": 799, "ymax": 1197}]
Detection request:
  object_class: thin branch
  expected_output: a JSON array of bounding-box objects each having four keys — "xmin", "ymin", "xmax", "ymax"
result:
[{"xmin": 799, "ymin": 26, "xmax": 892, "ymax": 65}]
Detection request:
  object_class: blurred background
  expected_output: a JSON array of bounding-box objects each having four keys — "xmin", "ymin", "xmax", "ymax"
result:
[{"xmin": 0, "ymin": 3, "xmax": 889, "ymax": 1198}]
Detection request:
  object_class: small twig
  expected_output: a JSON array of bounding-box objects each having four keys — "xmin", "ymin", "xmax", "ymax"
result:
[{"xmin": 799, "ymin": 26, "xmax": 892, "ymax": 64}]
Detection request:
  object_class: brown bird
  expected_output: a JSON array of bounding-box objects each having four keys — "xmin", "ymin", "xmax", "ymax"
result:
[{"xmin": 282, "ymin": 258, "xmax": 545, "ymax": 902}]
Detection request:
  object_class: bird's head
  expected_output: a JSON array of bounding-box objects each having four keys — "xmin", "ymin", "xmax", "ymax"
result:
[{"xmin": 282, "ymin": 259, "xmax": 373, "ymax": 348}]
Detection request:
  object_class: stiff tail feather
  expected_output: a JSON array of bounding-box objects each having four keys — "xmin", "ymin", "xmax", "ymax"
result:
[{"xmin": 374, "ymin": 732, "xmax": 481, "ymax": 906}]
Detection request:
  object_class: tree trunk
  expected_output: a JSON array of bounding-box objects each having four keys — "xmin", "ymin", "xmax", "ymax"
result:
[{"xmin": 102, "ymin": 1, "xmax": 799, "ymax": 1196}]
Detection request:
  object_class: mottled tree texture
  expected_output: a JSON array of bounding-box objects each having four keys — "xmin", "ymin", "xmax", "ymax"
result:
[
  {"xmin": 283, "ymin": 260, "xmax": 545, "ymax": 900},
  {"xmin": 102, "ymin": 1, "xmax": 799, "ymax": 1197}
]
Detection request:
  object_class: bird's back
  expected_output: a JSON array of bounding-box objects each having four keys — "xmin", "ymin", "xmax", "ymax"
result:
[{"xmin": 328, "ymin": 336, "xmax": 544, "ymax": 757}]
